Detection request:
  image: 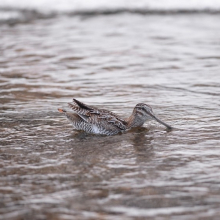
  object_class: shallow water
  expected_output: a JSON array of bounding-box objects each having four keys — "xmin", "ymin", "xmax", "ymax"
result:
[{"xmin": 1, "ymin": 13, "xmax": 220, "ymax": 220}]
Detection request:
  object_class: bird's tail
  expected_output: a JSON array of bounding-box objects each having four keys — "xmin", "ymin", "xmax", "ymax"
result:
[{"xmin": 58, "ymin": 108, "xmax": 67, "ymax": 113}]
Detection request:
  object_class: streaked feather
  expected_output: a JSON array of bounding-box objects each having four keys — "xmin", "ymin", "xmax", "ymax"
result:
[{"xmin": 68, "ymin": 99, "xmax": 127, "ymax": 132}]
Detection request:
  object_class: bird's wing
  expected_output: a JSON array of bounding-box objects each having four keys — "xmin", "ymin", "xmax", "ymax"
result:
[
  {"xmin": 68, "ymin": 99, "xmax": 127, "ymax": 130},
  {"xmin": 97, "ymin": 110, "xmax": 127, "ymax": 130},
  {"xmin": 68, "ymin": 99, "xmax": 100, "ymax": 116}
]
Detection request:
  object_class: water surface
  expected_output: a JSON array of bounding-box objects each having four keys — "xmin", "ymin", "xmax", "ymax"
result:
[{"xmin": 1, "ymin": 12, "xmax": 220, "ymax": 220}]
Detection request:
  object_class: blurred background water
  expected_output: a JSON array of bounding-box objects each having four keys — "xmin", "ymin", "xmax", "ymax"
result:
[{"xmin": 0, "ymin": 0, "xmax": 220, "ymax": 220}]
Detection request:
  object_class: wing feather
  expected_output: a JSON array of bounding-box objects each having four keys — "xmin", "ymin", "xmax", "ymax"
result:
[{"xmin": 68, "ymin": 99, "xmax": 127, "ymax": 130}]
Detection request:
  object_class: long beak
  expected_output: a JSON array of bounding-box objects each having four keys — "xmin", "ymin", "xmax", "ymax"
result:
[{"xmin": 148, "ymin": 112, "xmax": 172, "ymax": 130}]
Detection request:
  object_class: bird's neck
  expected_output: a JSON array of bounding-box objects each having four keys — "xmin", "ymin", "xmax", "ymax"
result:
[{"xmin": 126, "ymin": 112, "xmax": 146, "ymax": 128}]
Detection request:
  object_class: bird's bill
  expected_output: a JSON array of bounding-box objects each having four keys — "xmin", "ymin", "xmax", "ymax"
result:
[{"xmin": 149, "ymin": 112, "xmax": 172, "ymax": 130}]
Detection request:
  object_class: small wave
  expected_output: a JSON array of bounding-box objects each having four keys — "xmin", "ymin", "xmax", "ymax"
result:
[
  {"xmin": 0, "ymin": 8, "xmax": 56, "ymax": 25},
  {"xmin": 1, "ymin": 7, "xmax": 220, "ymax": 25}
]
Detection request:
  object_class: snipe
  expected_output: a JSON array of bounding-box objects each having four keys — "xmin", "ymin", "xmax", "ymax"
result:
[{"xmin": 58, "ymin": 99, "xmax": 172, "ymax": 135}]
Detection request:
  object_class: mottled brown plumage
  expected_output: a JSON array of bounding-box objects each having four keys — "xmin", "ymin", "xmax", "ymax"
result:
[{"xmin": 58, "ymin": 99, "xmax": 172, "ymax": 135}]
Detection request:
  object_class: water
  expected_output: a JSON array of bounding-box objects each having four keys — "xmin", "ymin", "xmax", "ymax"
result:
[{"xmin": 1, "ymin": 2, "xmax": 220, "ymax": 219}]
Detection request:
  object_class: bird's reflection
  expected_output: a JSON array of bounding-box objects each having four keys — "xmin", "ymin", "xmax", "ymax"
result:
[
  {"xmin": 129, "ymin": 127, "xmax": 154, "ymax": 163},
  {"xmin": 65, "ymin": 127, "xmax": 156, "ymax": 165}
]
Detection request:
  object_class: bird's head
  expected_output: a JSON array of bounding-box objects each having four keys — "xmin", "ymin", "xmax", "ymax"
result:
[{"xmin": 134, "ymin": 103, "xmax": 172, "ymax": 129}]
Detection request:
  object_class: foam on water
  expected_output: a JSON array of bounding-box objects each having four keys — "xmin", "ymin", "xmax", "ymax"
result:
[{"xmin": 1, "ymin": 0, "xmax": 220, "ymax": 12}]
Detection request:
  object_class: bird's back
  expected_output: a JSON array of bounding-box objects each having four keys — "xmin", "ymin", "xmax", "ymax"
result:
[{"xmin": 66, "ymin": 99, "xmax": 127, "ymax": 135}]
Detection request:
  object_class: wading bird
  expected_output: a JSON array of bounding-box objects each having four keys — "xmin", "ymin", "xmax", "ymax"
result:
[{"xmin": 58, "ymin": 99, "xmax": 172, "ymax": 135}]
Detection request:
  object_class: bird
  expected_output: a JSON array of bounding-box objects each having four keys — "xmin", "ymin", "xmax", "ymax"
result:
[{"xmin": 58, "ymin": 99, "xmax": 172, "ymax": 135}]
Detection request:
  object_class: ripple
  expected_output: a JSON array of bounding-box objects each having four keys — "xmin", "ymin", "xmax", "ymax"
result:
[{"xmin": 1, "ymin": 13, "xmax": 220, "ymax": 220}]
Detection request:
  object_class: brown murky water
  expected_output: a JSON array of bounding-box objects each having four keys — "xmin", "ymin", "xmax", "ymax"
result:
[{"xmin": 1, "ymin": 13, "xmax": 220, "ymax": 220}]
